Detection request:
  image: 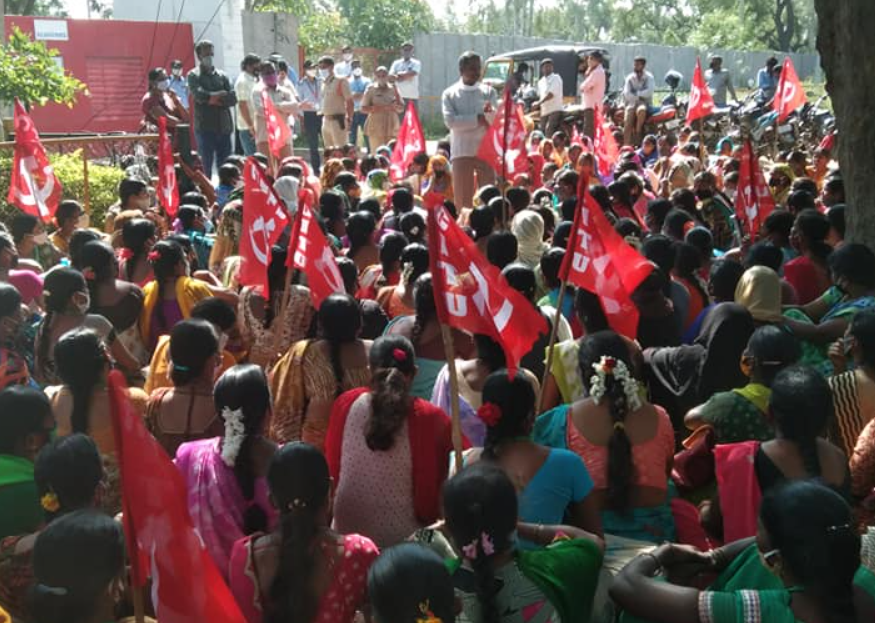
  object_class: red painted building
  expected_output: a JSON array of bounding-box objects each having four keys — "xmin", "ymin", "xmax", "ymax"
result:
[{"xmin": 5, "ymin": 16, "xmax": 194, "ymax": 134}]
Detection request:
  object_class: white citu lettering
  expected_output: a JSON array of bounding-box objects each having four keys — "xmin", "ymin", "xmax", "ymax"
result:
[
  {"xmin": 493, "ymin": 299, "xmax": 513, "ymax": 332},
  {"xmin": 572, "ymin": 252, "xmax": 590, "ymax": 273},
  {"xmin": 446, "ymin": 292, "xmax": 467, "ymax": 316}
]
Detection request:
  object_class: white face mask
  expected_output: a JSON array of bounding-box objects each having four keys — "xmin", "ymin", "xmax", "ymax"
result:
[
  {"xmin": 32, "ymin": 232, "xmax": 48, "ymax": 246},
  {"xmin": 319, "ymin": 68, "xmax": 330, "ymax": 80},
  {"xmin": 172, "ymin": 68, "xmax": 182, "ymax": 77},
  {"xmin": 353, "ymin": 68, "xmax": 363, "ymax": 78},
  {"xmin": 306, "ymin": 69, "xmax": 317, "ymax": 79},
  {"xmin": 157, "ymin": 79, "xmax": 170, "ymax": 91},
  {"xmin": 201, "ymin": 55, "xmax": 214, "ymax": 69}
]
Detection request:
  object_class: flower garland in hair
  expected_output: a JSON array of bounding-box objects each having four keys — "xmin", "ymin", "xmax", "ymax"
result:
[
  {"xmin": 220, "ymin": 407, "xmax": 246, "ymax": 467},
  {"xmin": 589, "ymin": 356, "xmax": 642, "ymax": 411},
  {"xmin": 416, "ymin": 600, "xmax": 442, "ymax": 623}
]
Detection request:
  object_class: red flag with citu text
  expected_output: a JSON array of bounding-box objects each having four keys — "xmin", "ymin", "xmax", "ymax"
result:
[
  {"xmin": 477, "ymin": 85, "xmax": 528, "ymax": 178},
  {"xmin": 774, "ymin": 57, "xmax": 806, "ymax": 123},
  {"xmin": 286, "ymin": 200, "xmax": 344, "ymax": 309},
  {"xmin": 261, "ymin": 89, "xmax": 293, "ymax": 157},
  {"xmin": 560, "ymin": 176, "xmax": 653, "ymax": 339},
  {"xmin": 239, "ymin": 157, "xmax": 289, "ymax": 294},
  {"xmin": 106, "ymin": 369, "xmax": 247, "ymax": 623},
  {"xmin": 735, "ymin": 139, "xmax": 775, "ymax": 239},
  {"xmin": 686, "ymin": 58, "xmax": 715, "ymax": 124},
  {"xmin": 427, "ymin": 204, "xmax": 548, "ymax": 374},
  {"xmin": 7, "ymin": 99, "xmax": 62, "ymax": 222},
  {"xmin": 390, "ymin": 101, "xmax": 425, "ymax": 181},
  {"xmin": 157, "ymin": 116, "xmax": 179, "ymax": 218},
  {"xmin": 592, "ymin": 106, "xmax": 619, "ymax": 177}
]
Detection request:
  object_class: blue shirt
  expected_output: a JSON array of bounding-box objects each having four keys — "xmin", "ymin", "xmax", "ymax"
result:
[
  {"xmin": 349, "ymin": 75, "xmax": 371, "ymax": 112},
  {"xmin": 169, "ymin": 76, "xmax": 189, "ymax": 109},
  {"xmin": 518, "ymin": 449, "xmax": 593, "ymax": 549},
  {"xmin": 757, "ymin": 68, "xmax": 778, "ymax": 99}
]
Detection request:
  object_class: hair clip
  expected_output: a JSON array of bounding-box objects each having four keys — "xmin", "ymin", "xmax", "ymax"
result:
[
  {"xmin": 41, "ymin": 491, "xmax": 60, "ymax": 513},
  {"xmin": 826, "ymin": 523, "xmax": 851, "ymax": 534},
  {"xmin": 289, "ymin": 498, "xmax": 307, "ymax": 510},
  {"xmin": 613, "ymin": 422, "xmax": 626, "ymax": 432},
  {"xmin": 35, "ymin": 583, "xmax": 68, "ymax": 596},
  {"xmin": 461, "ymin": 531, "xmax": 495, "ymax": 560},
  {"xmin": 392, "ymin": 347, "xmax": 408, "ymax": 363},
  {"xmin": 476, "ymin": 403, "xmax": 502, "ymax": 428},
  {"xmin": 416, "ymin": 600, "xmax": 442, "ymax": 623},
  {"xmin": 171, "ymin": 362, "xmax": 190, "ymax": 372},
  {"xmin": 147, "ymin": 250, "xmax": 161, "ymax": 262}
]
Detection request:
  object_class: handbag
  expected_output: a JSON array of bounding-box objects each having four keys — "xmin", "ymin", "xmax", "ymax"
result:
[{"xmin": 671, "ymin": 425, "xmax": 716, "ymax": 492}]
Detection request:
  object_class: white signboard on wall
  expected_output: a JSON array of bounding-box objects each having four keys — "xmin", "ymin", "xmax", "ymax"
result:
[{"xmin": 34, "ymin": 20, "xmax": 69, "ymax": 41}]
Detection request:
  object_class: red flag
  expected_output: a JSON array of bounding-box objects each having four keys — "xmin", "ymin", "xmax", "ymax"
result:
[
  {"xmin": 7, "ymin": 99, "xmax": 62, "ymax": 222},
  {"xmin": 593, "ymin": 106, "xmax": 619, "ymax": 177},
  {"xmin": 427, "ymin": 204, "xmax": 548, "ymax": 373},
  {"xmin": 774, "ymin": 57, "xmax": 806, "ymax": 122},
  {"xmin": 560, "ymin": 176, "xmax": 653, "ymax": 339},
  {"xmin": 286, "ymin": 201, "xmax": 344, "ymax": 308},
  {"xmin": 390, "ymin": 101, "xmax": 425, "ymax": 181},
  {"xmin": 106, "ymin": 369, "xmax": 246, "ymax": 623},
  {"xmin": 157, "ymin": 116, "xmax": 179, "ymax": 218},
  {"xmin": 476, "ymin": 87, "xmax": 528, "ymax": 178},
  {"xmin": 261, "ymin": 89, "xmax": 292, "ymax": 157},
  {"xmin": 571, "ymin": 124, "xmax": 585, "ymax": 148},
  {"xmin": 686, "ymin": 58, "xmax": 715, "ymax": 124},
  {"xmin": 239, "ymin": 157, "xmax": 289, "ymax": 294},
  {"xmin": 735, "ymin": 139, "xmax": 775, "ymax": 239}
]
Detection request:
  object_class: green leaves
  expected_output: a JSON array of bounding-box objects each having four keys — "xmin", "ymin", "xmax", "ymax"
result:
[{"xmin": 0, "ymin": 26, "xmax": 88, "ymax": 109}]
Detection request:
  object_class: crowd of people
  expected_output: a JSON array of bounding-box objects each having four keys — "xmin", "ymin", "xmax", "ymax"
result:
[{"xmin": 0, "ymin": 41, "xmax": 873, "ymax": 623}]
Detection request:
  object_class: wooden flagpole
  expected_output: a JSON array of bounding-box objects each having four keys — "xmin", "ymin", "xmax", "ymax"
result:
[
  {"xmin": 536, "ymin": 280, "xmax": 568, "ymax": 414},
  {"xmin": 500, "ymin": 87, "xmax": 511, "ymax": 230},
  {"xmin": 440, "ymin": 324, "xmax": 465, "ymax": 472},
  {"xmin": 132, "ymin": 585, "xmax": 146, "ymax": 623}
]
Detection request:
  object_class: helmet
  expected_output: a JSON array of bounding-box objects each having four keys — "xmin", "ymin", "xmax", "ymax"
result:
[{"xmin": 664, "ymin": 70, "xmax": 683, "ymax": 90}]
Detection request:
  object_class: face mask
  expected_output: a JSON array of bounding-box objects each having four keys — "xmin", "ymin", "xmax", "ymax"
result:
[
  {"xmin": 343, "ymin": 53, "xmax": 353, "ymax": 62},
  {"xmin": 172, "ymin": 68, "xmax": 182, "ymax": 77},
  {"xmin": 201, "ymin": 55, "xmax": 214, "ymax": 69},
  {"xmin": 352, "ymin": 68, "xmax": 363, "ymax": 78},
  {"xmin": 157, "ymin": 79, "xmax": 170, "ymax": 91},
  {"xmin": 74, "ymin": 291, "xmax": 90, "ymax": 315},
  {"xmin": 32, "ymin": 232, "xmax": 48, "ymax": 246},
  {"xmin": 306, "ymin": 69, "xmax": 317, "ymax": 79},
  {"xmin": 262, "ymin": 74, "xmax": 278, "ymax": 87},
  {"xmin": 319, "ymin": 68, "xmax": 330, "ymax": 80}
]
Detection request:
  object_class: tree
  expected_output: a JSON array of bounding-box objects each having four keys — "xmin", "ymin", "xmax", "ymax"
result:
[
  {"xmin": 0, "ymin": 26, "xmax": 87, "ymax": 108},
  {"xmin": 337, "ymin": 0, "xmax": 433, "ymax": 49},
  {"xmin": 5, "ymin": 0, "xmax": 65, "ymax": 16},
  {"xmin": 814, "ymin": 1, "xmax": 875, "ymax": 243}
]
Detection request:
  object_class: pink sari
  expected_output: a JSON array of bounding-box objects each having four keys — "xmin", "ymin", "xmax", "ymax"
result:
[
  {"xmin": 714, "ymin": 441, "xmax": 762, "ymax": 543},
  {"xmin": 174, "ymin": 438, "xmax": 277, "ymax": 579},
  {"xmin": 228, "ymin": 532, "xmax": 379, "ymax": 623}
]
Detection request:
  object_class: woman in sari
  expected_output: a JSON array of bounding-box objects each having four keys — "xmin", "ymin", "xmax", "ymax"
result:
[
  {"xmin": 535, "ymin": 330, "xmax": 676, "ymax": 545},
  {"xmin": 444, "ymin": 462, "xmax": 605, "ymax": 623},
  {"xmin": 421, "ymin": 154, "xmax": 454, "ymax": 209},
  {"xmin": 357, "ymin": 231, "xmax": 408, "ymax": 301},
  {"xmin": 684, "ymin": 325, "xmax": 801, "ymax": 444},
  {"xmin": 228, "ymin": 443, "xmax": 379, "ymax": 623},
  {"xmin": 138, "ymin": 240, "xmax": 214, "ymax": 353},
  {"xmin": 702, "ymin": 366, "xmax": 849, "ymax": 545},
  {"xmin": 611, "ymin": 481, "xmax": 864, "ymax": 623},
  {"xmin": 783, "ymin": 243, "xmax": 875, "ymax": 376},
  {"xmin": 346, "ymin": 211, "xmax": 380, "ymax": 274},
  {"xmin": 783, "ymin": 209, "xmax": 833, "ymax": 305},
  {"xmin": 376, "ymin": 243, "xmax": 429, "ymax": 320},
  {"xmin": 175, "ymin": 364, "xmax": 278, "ymax": 578},
  {"xmin": 268, "ymin": 293, "xmax": 371, "ymax": 447},
  {"xmin": 117, "ymin": 217, "xmax": 157, "ymax": 288},
  {"xmin": 645, "ymin": 303, "xmax": 754, "ymax": 430},
  {"xmin": 80, "ymin": 240, "xmax": 148, "ymax": 367},
  {"xmin": 385, "ymin": 274, "xmax": 474, "ymax": 400},
  {"xmin": 238, "ymin": 247, "xmax": 315, "ymax": 369},
  {"xmin": 367, "ymin": 543, "xmax": 455, "ymax": 623},
  {"xmin": 0, "ymin": 434, "xmax": 103, "ymax": 622},
  {"xmin": 326, "ymin": 335, "xmax": 457, "ymax": 548}
]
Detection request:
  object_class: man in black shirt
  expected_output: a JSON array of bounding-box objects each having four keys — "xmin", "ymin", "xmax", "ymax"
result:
[{"xmin": 187, "ymin": 40, "xmax": 237, "ymax": 178}]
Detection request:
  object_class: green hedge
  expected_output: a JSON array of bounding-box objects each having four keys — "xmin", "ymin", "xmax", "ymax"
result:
[{"xmin": 0, "ymin": 150, "xmax": 125, "ymax": 231}]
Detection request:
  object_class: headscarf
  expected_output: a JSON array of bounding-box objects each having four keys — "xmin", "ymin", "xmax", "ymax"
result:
[
  {"xmin": 511, "ymin": 210, "xmax": 547, "ymax": 268},
  {"xmin": 273, "ymin": 176, "xmax": 299, "ymax": 218},
  {"xmin": 645, "ymin": 303, "xmax": 754, "ymax": 420},
  {"xmin": 528, "ymin": 152, "xmax": 545, "ymax": 190},
  {"xmin": 423, "ymin": 155, "xmax": 453, "ymax": 201},
  {"xmin": 734, "ymin": 266, "xmax": 783, "ymax": 323},
  {"xmin": 367, "ymin": 169, "xmax": 389, "ymax": 191}
]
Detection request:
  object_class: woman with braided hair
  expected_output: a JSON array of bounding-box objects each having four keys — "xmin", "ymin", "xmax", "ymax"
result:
[
  {"xmin": 228, "ymin": 442, "xmax": 379, "ymax": 623},
  {"xmin": 326, "ymin": 335, "xmax": 458, "ymax": 548},
  {"xmin": 385, "ymin": 273, "xmax": 474, "ymax": 399},
  {"xmin": 443, "ymin": 462, "xmax": 604, "ymax": 623},
  {"xmin": 534, "ymin": 330, "xmax": 676, "ymax": 545},
  {"xmin": 703, "ymin": 365, "xmax": 849, "ymax": 545}
]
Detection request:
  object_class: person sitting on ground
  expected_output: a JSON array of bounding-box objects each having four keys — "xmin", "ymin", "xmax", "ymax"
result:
[{"xmin": 49, "ymin": 200, "xmax": 84, "ymax": 256}]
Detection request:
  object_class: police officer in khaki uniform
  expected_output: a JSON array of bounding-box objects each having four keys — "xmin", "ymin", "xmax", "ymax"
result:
[{"xmin": 318, "ymin": 55, "xmax": 354, "ymax": 150}]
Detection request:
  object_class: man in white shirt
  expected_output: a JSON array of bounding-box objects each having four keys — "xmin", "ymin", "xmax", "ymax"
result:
[
  {"xmin": 234, "ymin": 53, "xmax": 261, "ymax": 156},
  {"xmin": 335, "ymin": 45, "xmax": 354, "ymax": 78},
  {"xmin": 535, "ymin": 58, "xmax": 564, "ymax": 136},
  {"xmin": 622, "ymin": 56, "xmax": 655, "ymax": 146},
  {"xmin": 441, "ymin": 51, "xmax": 498, "ymax": 210},
  {"xmin": 579, "ymin": 51, "xmax": 606, "ymax": 139},
  {"xmin": 390, "ymin": 42, "xmax": 422, "ymax": 113}
]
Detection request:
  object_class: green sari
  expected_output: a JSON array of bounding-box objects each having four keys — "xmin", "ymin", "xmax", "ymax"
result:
[
  {"xmin": 0, "ymin": 455, "xmax": 41, "ymax": 540},
  {"xmin": 698, "ymin": 384, "xmax": 773, "ymax": 444}
]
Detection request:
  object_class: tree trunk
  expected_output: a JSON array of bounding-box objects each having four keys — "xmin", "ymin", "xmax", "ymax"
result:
[{"xmin": 815, "ymin": 1, "xmax": 875, "ymax": 243}]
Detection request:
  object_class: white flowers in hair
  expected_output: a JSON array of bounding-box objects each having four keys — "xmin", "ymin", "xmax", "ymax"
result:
[
  {"xmin": 589, "ymin": 356, "xmax": 642, "ymax": 411},
  {"xmin": 220, "ymin": 407, "xmax": 246, "ymax": 467}
]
